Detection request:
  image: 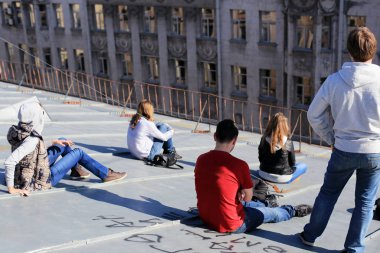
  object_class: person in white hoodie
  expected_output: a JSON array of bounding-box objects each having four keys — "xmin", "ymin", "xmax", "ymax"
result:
[
  {"xmin": 299, "ymin": 27, "xmax": 380, "ymax": 253},
  {"xmin": 127, "ymin": 99, "xmax": 181, "ymax": 162},
  {"xmin": 4, "ymin": 101, "xmax": 127, "ymax": 195}
]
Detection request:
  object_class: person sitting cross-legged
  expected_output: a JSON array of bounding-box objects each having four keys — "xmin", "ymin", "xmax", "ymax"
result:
[
  {"xmin": 194, "ymin": 119, "xmax": 312, "ymax": 233},
  {"xmin": 4, "ymin": 101, "xmax": 127, "ymax": 196}
]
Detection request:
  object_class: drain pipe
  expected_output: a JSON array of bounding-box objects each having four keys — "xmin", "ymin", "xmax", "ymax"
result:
[
  {"xmin": 216, "ymin": 0, "xmax": 223, "ymax": 121},
  {"xmin": 337, "ymin": 0, "xmax": 344, "ymax": 68}
]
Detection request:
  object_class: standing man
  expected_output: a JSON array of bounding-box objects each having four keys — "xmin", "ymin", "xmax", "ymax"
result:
[
  {"xmin": 195, "ymin": 119, "xmax": 311, "ymax": 233},
  {"xmin": 301, "ymin": 27, "xmax": 380, "ymax": 253}
]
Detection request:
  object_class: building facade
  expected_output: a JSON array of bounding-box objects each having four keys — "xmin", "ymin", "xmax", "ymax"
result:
[{"xmin": 0, "ymin": 0, "xmax": 379, "ymax": 125}]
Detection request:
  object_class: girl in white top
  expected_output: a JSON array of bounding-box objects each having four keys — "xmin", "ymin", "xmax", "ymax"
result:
[{"xmin": 127, "ymin": 100, "xmax": 180, "ymax": 161}]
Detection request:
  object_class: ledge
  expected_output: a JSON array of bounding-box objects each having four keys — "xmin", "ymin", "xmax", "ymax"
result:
[
  {"xmin": 171, "ymin": 83, "xmax": 188, "ymax": 90},
  {"xmin": 200, "ymin": 86, "xmax": 217, "ymax": 94},
  {"xmin": 54, "ymin": 26, "xmax": 65, "ymax": 33},
  {"xmin": 71, "ymin": 27, "xmax": 82, "ymax": 34},
  {"xmin": 292, "ymin": 103, "xmax": 310, "ymax": 110},
  {"xmin": 258, "ymin": 95, "xmax": 277, "ymax": 105},
  {"xmin": 120, "ymin": 76, "xmax": 134, "ymax": 81},
  {"xmin": 231, "ymin": 90, "xmax": 248, "ymax": 100},
  {"xmin": 292, "ymin": 47, "xmax": 313, "ymax": 53},
  {"xmin": 230, "ymin": 39, "xmax": 247, "ymax": 45},
  {"xmin": 257, "ymin": 41, "xmax": 278, "ymax": 48}
]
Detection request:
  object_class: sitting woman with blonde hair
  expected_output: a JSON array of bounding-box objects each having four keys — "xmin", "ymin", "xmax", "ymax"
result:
[
  {"xmin": 127, "ymin": 100, "xmax": 181, "ymax": 162},
  {"xmin": 258, "ymin": 112, "xmax": 307, "ymax": 183}
]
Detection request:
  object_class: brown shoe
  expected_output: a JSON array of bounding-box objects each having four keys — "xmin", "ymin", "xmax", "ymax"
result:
[
  {"xmin": 70, "ymin": 165, "xmax": 90, "ymax": 180},
  {"xmin": 103, "ymin": 168, "xmax": 127, "ymax": 182}
]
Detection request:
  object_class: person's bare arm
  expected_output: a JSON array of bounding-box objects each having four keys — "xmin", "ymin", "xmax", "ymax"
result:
[
  {"xmin": 8, "ymin": 187, "xmax": 30, "ymax": 196},
  {"xmin": 52, "ymin": 139, "xmax": 74, "ymax": 146},
  {"xmin": 237, "ymin": 187, "xmax": 253, "ymax": 202}
]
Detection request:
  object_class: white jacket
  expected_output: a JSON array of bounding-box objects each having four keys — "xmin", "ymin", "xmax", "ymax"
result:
[
  {"xmin": 308, "ymin": 62, "xmax": 380, "ymax": 153},
  {"xmin": 127, "ymin": 117, "xmax": 174, "ymax": 159}
]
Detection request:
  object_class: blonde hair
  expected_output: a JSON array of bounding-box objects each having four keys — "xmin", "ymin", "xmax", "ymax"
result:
[
  {"xmin": 130, "ymin": 100, "xmax": 154, "ymax": 129},
  {"xmin": 263, "ymin": 112, "xmax": 290, "ymax": 154}
]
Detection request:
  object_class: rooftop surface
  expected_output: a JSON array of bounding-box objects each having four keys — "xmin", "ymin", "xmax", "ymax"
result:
[{"xmin": 0, "ymin": 81, "xmax": 379, "ymax": 253}]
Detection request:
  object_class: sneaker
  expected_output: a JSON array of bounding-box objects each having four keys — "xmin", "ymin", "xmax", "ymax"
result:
[
  {"xmin": 164, "ymin": 148, "xmax": 182, "ymax": 160},
  {"xmin": 295, "ymin": 204, "xmax": 313, "ymax": 217},
  {"xmin": 265, "ymin": 194, "xmax": 279, "ymax": 207},
  {"xmin": 103, "ymin": 168, "xmax": 127, "ymax": 182},
  {"xmin": 299, "ymin": 232, "xmax": 314, "ymax": 246},
  {"xmin": 70, "ymin": 166, "xmax": 90, "ymax": 180}
]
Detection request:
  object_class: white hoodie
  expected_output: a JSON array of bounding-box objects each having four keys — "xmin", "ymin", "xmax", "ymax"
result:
[{"xmin": 308, "ymin": 62, "xmax": 380, "ymax": 153}]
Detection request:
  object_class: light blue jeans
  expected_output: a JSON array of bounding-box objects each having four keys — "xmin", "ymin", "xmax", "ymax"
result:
[
  {"xmin": 47, "ymin": 138, "xmax": 109, "ymax": 186},
  {"xmin": 147, "ymin": 122, "xmax": 175, "ymax": 161},
  {"xmin": 303, "ymin": 148, "xmax": 380, "ymax": 253},
  {"xmin": 233, "ymin": 200, "xmax": 295, "ymax": 233}
]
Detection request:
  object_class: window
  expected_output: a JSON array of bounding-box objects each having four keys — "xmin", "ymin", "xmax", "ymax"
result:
[
  {"xmin": 347, "ymin": 16, "xmax": 366, "ymax": 35},
  {"xmin": 203, "ymin": 62, "xmax": 217, "ymax": 88},
  {"xmin": 201, "ymin": 9, "xmax": 215, "ymax": 38},
  {"xmin": 94, "ymin": 4, "xmax": 104, "ymax": 30},
  {"xmin": 98, "ymin": 55, "xmax": 108, "ymax": 75},
  {"xmin": 43, "ymin": 48, "xmax": 52, "ymax": 66},
  {"xmin": 29, "ymin": 47, "xmax": 40, "ymax": 67},
  {"xmin": 175, "ymin": 60, "xmax": 186, "ymax": 84},
  {"xmin": 147, "ymin": 57, "xmax": 159, "ymax": 81},
  {"xmin": 74, "ymin": 49, "xmax": 85, "ymax": 72},
  {"xmin": 5, "ymin": 43, "xmax": 15, "ymax": 61},
  {"xmin": 58, "ymin": 48, "xmax": 68, "ymax": 69},
  {"xmin": 121, "ymin": 53, "xmax": 133, "ymax": 77},
  {"xmin": 171, "ymin": 8, "xmax": 184, "ymax": 35},
  {"xmin": 260, "ymin": 11, "xmax": 276, "ymax": 43},
  {"xmin": 19, "ymin": 44, "xmax": 28, "ymax": 64},
  {"xmin": 294, "ymin": 76, "xmax": 312, "ymax": 106},
  {"xmin": 144, "ymin": 7, "xmax": 156, "ymax": 33},
  {"xmin": 39, "ymin": 5, "xmax": 48, "ymax": 29},
  {"xmin": 232, "ymin": 66, "xmax": 247, "ymax": 91},
  {"xmin": 260, "ymin": 69, "xmax": 276, "ymax": 97},
  {"xmin": 321, "ymin": 16, "xmax": 331, "ymax": 49},
  {"xmin": 70, "ymin": 4, "xmax": 81, "ymax": 29},
  {"xmin": 27, "ymin": 4, "xmax": 35, "ymax": 27},
  {"xmin": 296, "ymin": 16, "xmax": 314, "ymax": 49},
  {"xmin": 13, "ymin": 2, "xmax": 22, "ymax": 26},
  {"xmin": 118, "ymin": 5, "xmax": 129, "ymax": 32},
  {"xmin": 54, "ymin": 4, "xmax": 64, "ymax": 28},
  {"xmin": 231, "ymin": 10, "xmax": 246, "ymax": 40}
]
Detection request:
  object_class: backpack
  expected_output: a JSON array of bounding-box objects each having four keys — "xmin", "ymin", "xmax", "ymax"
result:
[
  {"xmin": 146, "ymin": 153, "xmax": 184, "ymax": 169},
  {"xmin": 375, "ymin": 198, "xmax": 380, "ymax": 219},
  {"xmin": 252, "ymin": 180, "xmax": 280, "ymax": 207}
]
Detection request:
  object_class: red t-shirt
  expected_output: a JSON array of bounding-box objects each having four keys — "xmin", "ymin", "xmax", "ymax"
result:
[{"xmin": 195, "ymin": 150, "xmax": 253, "ymax": 233}]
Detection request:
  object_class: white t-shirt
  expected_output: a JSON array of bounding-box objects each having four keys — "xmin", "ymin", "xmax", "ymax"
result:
[{"xmin": 127, "ymin": 117, "xmax": 174, "ymax": 159}]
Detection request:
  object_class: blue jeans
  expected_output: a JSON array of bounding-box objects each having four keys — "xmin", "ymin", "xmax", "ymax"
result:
[
  {"xmin": 233, "ymin": 200, "xmax": 295, "ymax": 233},
  {"xmin": 303, "ymin": 148, "xmax": 380, "ymax": 252},
  {"xmin": 47, "ymin": 139, "xmax": 109, "ymax": 186},
  {"xmin": 147, "ymin": 122, "xmax": 175, "ymax": 161}
]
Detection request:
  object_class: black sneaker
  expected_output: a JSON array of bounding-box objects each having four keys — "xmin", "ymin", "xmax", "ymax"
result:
[
  {"xmin": 299, "ymin": 232, "xmax": 314, "ymax": 246},
  {"xmin": 165, "ymin": 148, "xmax": 182, "ymax": 159},
  {"xmin": 265, "ymin": 194, "xmax": 279, "ymax": 207},
  {"xmin": 295, "ymin": 204, "xmax": 313, "ymax": 217}
]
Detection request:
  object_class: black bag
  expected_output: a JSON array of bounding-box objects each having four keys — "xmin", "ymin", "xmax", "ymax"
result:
[
  {"xmin": 147, "ymin": 153, "xmax": 184, "ymax": 169},
  {"xmin": 252, "ymin": 180, "xmax": 279, "ymax": 207},
  {"xmin": 375, "ymin": 198, "xmax": 380, "ymax": 219}
]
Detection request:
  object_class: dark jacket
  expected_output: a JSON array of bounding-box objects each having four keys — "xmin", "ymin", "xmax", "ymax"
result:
[{"xmin": 258, "ymin": 136, "xmax": 295, "ymax": 175}]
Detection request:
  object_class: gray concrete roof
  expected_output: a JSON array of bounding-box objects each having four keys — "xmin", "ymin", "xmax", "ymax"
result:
[{"xmin": 0, "ymin": 81, "xmax": 379, "ymax": 253}]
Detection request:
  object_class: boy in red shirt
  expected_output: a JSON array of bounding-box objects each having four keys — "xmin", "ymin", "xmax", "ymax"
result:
[{"xmin": 195, "ymin": 119, "xmax": 312, "ymax": 233}]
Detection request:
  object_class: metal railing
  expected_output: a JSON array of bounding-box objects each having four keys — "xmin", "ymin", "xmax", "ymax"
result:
[{"xmin": 0, "ymin": 59, "xmax": 329, "ymax": 152}]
